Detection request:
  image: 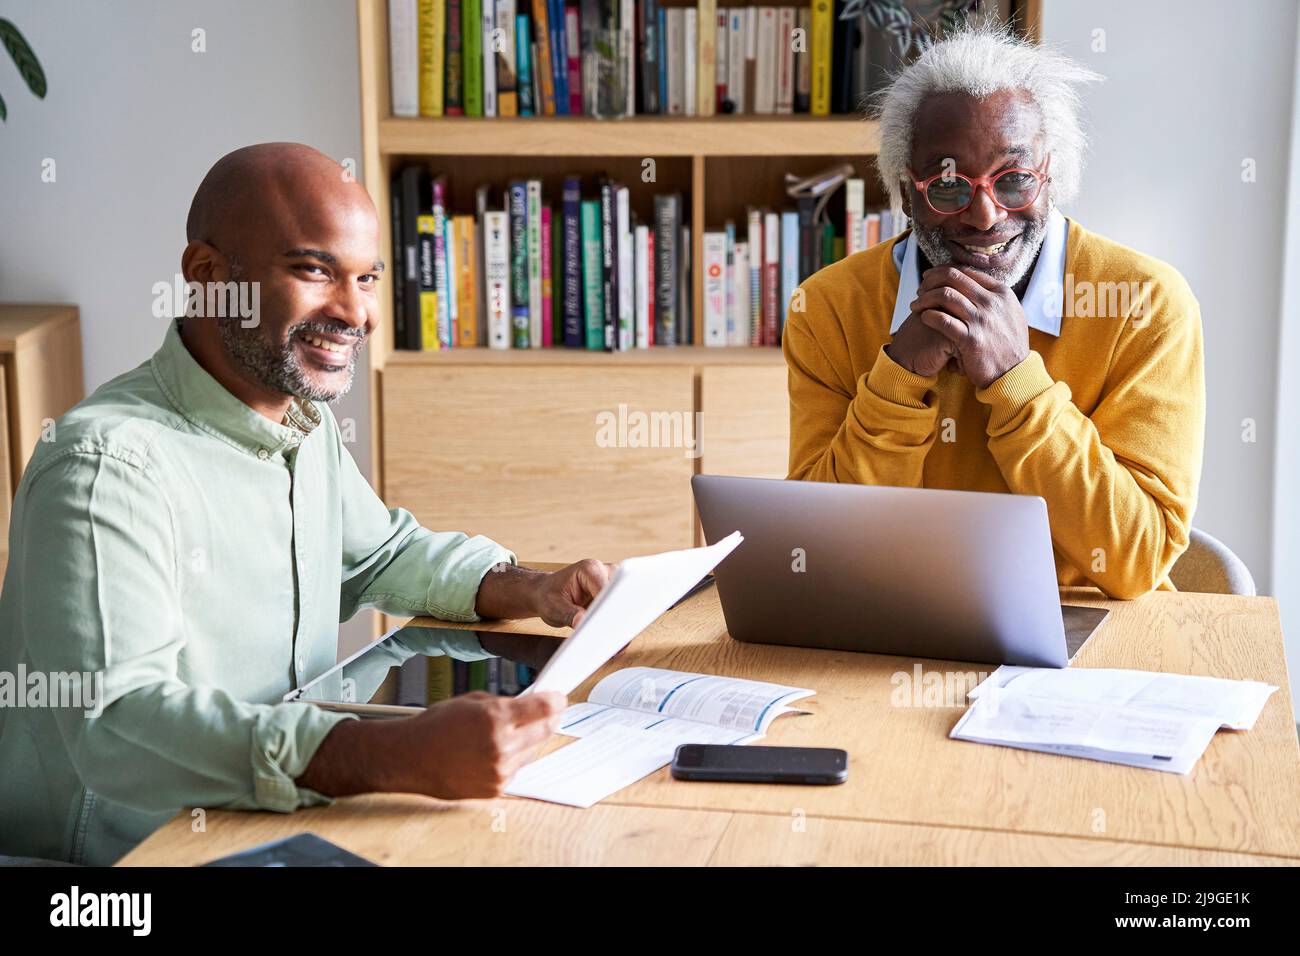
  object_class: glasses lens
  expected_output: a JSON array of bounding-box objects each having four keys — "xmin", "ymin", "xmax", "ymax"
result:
[
  {"xmin": 926, "ymin": 175, "xmax": 972, "ymax": 213},
  {"xmin": 993, "ymin": 170, "xmax": 1040, "ymax": 209}
]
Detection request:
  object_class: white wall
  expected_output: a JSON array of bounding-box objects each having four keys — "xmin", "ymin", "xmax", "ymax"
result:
[
  {"xmin": 1043, "ymin": 0, "xmax": 1299, "ymax": 708},
  {"xmin": 1277, "ymin": 10, "xmax": 1300, "ymax": 714},
  {"xmin": 0, "ymin": 0, "xmax": 375, "ymax": 653}
]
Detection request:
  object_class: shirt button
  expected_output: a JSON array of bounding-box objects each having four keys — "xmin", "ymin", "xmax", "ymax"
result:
[{"xmin": 257, "ymin": 448, "xmax": 270, "ymax": 460}]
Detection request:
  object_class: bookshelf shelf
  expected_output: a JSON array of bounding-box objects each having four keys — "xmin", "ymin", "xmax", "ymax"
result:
[
  {"xmin": 384, "ymin": 345, "xmax": 787, "ymax": 365},
  {"xmin": 379, "ymin": 116, "xmax": 880, "ymax": 157}
]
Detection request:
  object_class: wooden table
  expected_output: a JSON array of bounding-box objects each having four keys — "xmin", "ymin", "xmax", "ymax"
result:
[{"xmin": 120, "ymin": 587, "xmax": 1300, "ymax": 866}]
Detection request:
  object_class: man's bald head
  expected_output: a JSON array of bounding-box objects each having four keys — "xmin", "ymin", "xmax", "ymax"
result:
[
  {"xmin": 185, "ymin": 142, "xmax": 372, "ymax": 250},
  {"xmin": 179, "ymin": 142, "xmax": 382, "ymax": 409}
]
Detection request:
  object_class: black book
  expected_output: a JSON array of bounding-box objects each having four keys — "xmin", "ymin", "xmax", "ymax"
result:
[
  {"xmin": 831, "ymin": 0, "xmax": 862, "ymax": 115},
  {"xmin": 600, "ymin": 179, "xmax": 617, "ymax": 351},
  {"xmin": 390, "ymin": 172, "xmax": 407, "ymax": 350},
  {"xmin": 398, "ymin": 164, "xmax": 429, "ymax": 350},
  {"xmin": 562, "ymin": 176, "xmax": 584, "ymax": 346},
  {"xmin": 654, "ymin": 193, "xmax": 679, "ymax": 346},
  {"xmin": 797, "ymin": 195, "xmax": 817, "ymax": 282},
  {"xmin": 639, "ymin": 0, "xmax": 660, "ymax": 114}
]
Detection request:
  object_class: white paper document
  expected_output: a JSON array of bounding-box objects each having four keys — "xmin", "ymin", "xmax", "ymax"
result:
[
  {"xmin": 951, "ymin": 665, "xmax": 1278, "ymax": 774},
  {"xmin": 508, "ymin": 666, "xmax": 815, "ymax": 807},
  {"xmin": 526, "ymin": 531, "xmax": 744, "ymax": 696},
  {"xmin": 504, "ymin": 725, "xmax": 680, "ymax": 808},
  {"xmin": 558, "ymin": 666, "xmax": 814, "ymax": 742}
]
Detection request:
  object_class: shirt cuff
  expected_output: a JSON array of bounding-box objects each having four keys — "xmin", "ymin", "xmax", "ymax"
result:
[
  {"xmin": 869, "ymin": 344, "xmax": 939, "ymax": 409},
  {"xmin": 974, "ymin": 350, "xmax": 1057, "ymax": 430},
  {"xmin": 250, "ymin": 705, "xmax": 358, "ymax": 813},
  {"xmin": 423, "ymin": 536, "xmax": 517, "ymax": 623}
]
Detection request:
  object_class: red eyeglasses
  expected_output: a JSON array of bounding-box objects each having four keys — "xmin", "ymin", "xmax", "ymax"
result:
[{"xmin": 909, "ymin": 154, "xmax": 1051, "ymax": 215}]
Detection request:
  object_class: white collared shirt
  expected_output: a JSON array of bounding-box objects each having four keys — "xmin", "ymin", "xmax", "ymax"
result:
[{"xmin": 889, "ymin": 207, "xmax": 1069, "ymax": 337}]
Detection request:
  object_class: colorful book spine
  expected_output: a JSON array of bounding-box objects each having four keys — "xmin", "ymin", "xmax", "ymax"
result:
[
  {"xmin": 526, "ymin": 179, "xmax": 543, "ymax": 347},
  {"xmin": 810, "ymin": 0, "xmax": 831, "ymax": 115},
  {"xmin": 464, "ymin": 0, "xmax": 484, "ymax": 115},
  {"xmin": 732, "ymin": 239, "xmax": 750, "ymax": 347},
  {"xmin": 457, "ymin": 215, "xmax": 479, "ymax": 346},
  {"xmin": 794, "ymin": 7, "xmax": 811, "ymax": 112},
  {"xmin": 616, "ymin": 186, "xmax": 633, "ymax": 350},
  {"xmin": 481, "ymin": 0, "xmax": 497, "ymax": 116},
  {"xmin": 484, "ymin": 209, "xmax": 512, "ymax": 349},
  {"xmin": 697, "ymin": 0, "xmax": 717, "ymax": 116},
  {"xmin": 599, "ymin": 180, "xmax": 616, "ymax": 350},
  {"xmin": 645, "ymin": 226, "xmax": 655, "ymax": 345},
  {"xmin": 634, "ymin": 223, "xmax": 650, "ymax": 348},
  {"xmin": 702, "ymin": 230, "xmax": 726, "ymax": 346},
  {"xmin": 444, "ymin": 213, "xmax": 459, "ymax": 346},
  {"xmin": 416, "ymin": 214, "xmax": 440, "ymax": 350},
  {"xmin": 653, "ymin": 193, "xmax": 678, "ymax": 346},
  {"xmin": 541, "ymin": 205, "xmax": 553, "ymax": 347},
  {"xmin": 508, "ymin": 181, "xmax": 530, "ymax": 347},
  {"xmin": 548, "ymin": 0, "xmax": 569, "ymax": 113},
  {"xmin": 565, "ymin": 3, "xmax": 583, "ymax": 114},
  {"xmin": 747, "ymin": 207, "xmax": 762, "ymax": 345},
  {"xmin": 562, "ymin": 176, "xmax": 583, "ymax": 347},
  {"xmin": 763, "ymin": 209, "xmax": 780, "ymax": 345},
  {"xmin": 446, "ymin": 0, "xmax": 465, "ymax": 114},
  {"xmin": 531, "ymin": 0, "xmax": 558, "ymax": 114},
  {"xmin": 845, "ymin": 177, "xmax": 865, "ymax": 255},
  {"xmin": 417, "ymin": 0, "xmax": 445, "ymax": 116},
  {"xmin": 776, "ymin": 6, "xmax": 795, "ymax": 114},
  {"xmin": 388, "ymin": 0, "xmax": 419, "ymax": 116},
  {"xmin": 580, "ymin": 199, "xmax": 604, "ymax": 349},
  {"xmin": 516, "ymin": 15, "xmax": 534, "ymax": 115},
  {"xmin": 780, "ymin": 209, "xmax": 799, "ymax": 340},
  {"xmin": 427, "ymin": 656, "xmax": 454, "ymax": 703},
  {"xmin": 495, "ymin": 0, "xmax": 518, "ymax": 115},
  {"xmin": 726, "ymin": 9, "xmax": 745, "ymax": 114},
  {"xmin": 431, "ymin": 177, "xmax": 451, "ymax": 348},
  {"xmin": 640, "ymin": 0, "xmax": 660, "ymax": 114}
]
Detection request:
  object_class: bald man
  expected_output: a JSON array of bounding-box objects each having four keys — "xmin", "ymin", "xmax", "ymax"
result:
[{"xmin": 0, "ymin": 143, "xmax": 608, "ymax": 865}]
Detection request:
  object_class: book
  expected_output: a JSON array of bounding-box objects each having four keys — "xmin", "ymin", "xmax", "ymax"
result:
[
  {"xmin": 732, "ymin": 239, "xmax": 750, "ymax": 348},
  {"xmin": 780, "ymin": 209, "xmax": 799, "ymax": 341},
  {"xmin": 653, "ymin": 193, "xmax": 679, "ymax": 346},
  {"xmin": 755, "ymin": 7, "xmax": 777, "ymax": 114},
  {"xmin": 562, "ymin": 176, "xmax": 583, "ymax": 347},
  {"xmin": 726, "ymin": 9, "xmax": 745, "ymax": 114},
  {"xmin": 810, "ymin": 0, "xmax": 831, "ymax": 115},
  {"xmin": 622, "ymin": 0, "xmax": 636, "ymax": 117},
  {"xmin": 715, "ymin": 11, "xmax": 729, "ymax": 112},
  {"xmin": 580, "ymin": 198, "xmax": 605, "ymax": 349},
  {"xmin": 398, "ymin": 165, "xmax": 429, "ymax": 349},
  {"xmin": 639, "ymin": 0, "xmax": 660, "ymax": 114},
  {"xmin": 549, "ymin": 0, "xmax": 570, "ymax": 113},
  {"xmin": 456, "ymin": 215, "xmax": 479, "ymax": 346},
  {"xmin": 565, "ymin": 3, "xmax": 583, "ymax": 114},
  {"xmin": 599, "ymin": 180, "xmax": 617, "ymax": 350},
  {"xmin": 495, "ymin": 0, "xmax": 518, "ymax": 115},
  {"xmin": 527, "ymin": 179, "xmax": 543, "ymax": 347},
  {"xmin": 444, "ymin": 212, "xmax": 459, "ymax": 345},
  {"xmin": 746, "ymin": 207, "xmax": 762, "ymax": 345},
  {"xmin": 776, "ymin": 6, "xmax": 795, "ymax": 114},
  {"xmin": 665, "ymin": 8, "xmax": 684, "ymax": 115},
  {"xmin": 683, "ymin": 8, "xmax": 697, "ymax": 117},
  {"xmin": 483, "ymin": 209, "xmax": 512, "ymax": 348},
  {"xmin": 531, "ymin": 0, "xmax": 558, "ymax": 114},
  {"xmin": 845, "ymin": 177, "xmax": 865, "ymax": 255},
  {"xmin": 474, "ymin": 184, "xmax": 490, "ymax": 344},
  {"xmin": 390, "ymin": 173, "xmax": 407, "ymax": 348},
  {"xmin": 446, "ymin": 0, "xmax": 465, "ymax": 113},
  {"xmin": 794, "ymin": 7, "xmax": 811, "ymax": 112},
  {"xmin": 616, "ymin": 186, "xmax": 633, "ymax": 350},
  {"xmin": 763, "ymin": 209, "xmax": 780, "ymax": 345},
  {"xmin": 481, "ymin": 0, "xmax": 498, "ymax": 116},
  {"xmin": 516, "ymin": 14, "xmax": 534, "ymax": 115},
  {"xmin": 388, "ymin": 0, "xmax": 419, "ymax": 117},
  {"xmin": 678, "ymin": 223, "xmax": 692, "ymax": 344},
  {"xmin": 634, "ymin": 223, "xmax": 651, "ymax": 349},
  {"xmin": 743, "ymin": 6, "xmax": 758, "ymax": 113},
  {"xmin": 431, "ymin": 176, "xmax": 451, "ymax": 349},
  {"xmin": 697, "ymin": 0, "xmax": 716, "ymax": 116},
  {"xmin": 508, "ymin": 180, "xmax": 529, "ymax": 347},
  {"xmin": 464, "ymin": 0, "xmax": 484, "ymax": 115},
  {"xmin": 702, "ymin": 230, "xmax": 727, "ymax": 346},
  {"xmin": 541, "ymin": 204, "xmax": 553, "ymax": 347},
  {"xmin": 416, "ymin": 214, "xmax": 440, "ymax": 351},
  {"xmin": 417, "ymin": 0, "xmax": 445, "ymax": 116}
]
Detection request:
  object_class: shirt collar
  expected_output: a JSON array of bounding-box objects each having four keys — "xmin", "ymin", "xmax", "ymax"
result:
[
  {"xmin": 151, "ymin": 319, "xmax": 320, "ymax": 458},
  {"xmin": 889, "ymin": 206, "xmax": 1068, "ymax": 337}
]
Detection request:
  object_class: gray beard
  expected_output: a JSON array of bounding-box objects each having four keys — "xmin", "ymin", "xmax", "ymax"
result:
[
  {"xmin": 217, "ymin": 317, "xmax": 361, "ymax": 403},
  {"xmin": 912, "ymin": 209, "xmax": 1050, "ymax": 289}
]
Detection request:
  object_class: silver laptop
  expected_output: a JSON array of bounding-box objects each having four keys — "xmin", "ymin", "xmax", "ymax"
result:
[{"xmin": 692, "ymin": 475, "xmax": 1107, "ymax": 668}]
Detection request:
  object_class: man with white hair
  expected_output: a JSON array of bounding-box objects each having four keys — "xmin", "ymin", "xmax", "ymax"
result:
[{"xmin": 784, "ymin": 26, "xmax": 1204, "ymax": 599}]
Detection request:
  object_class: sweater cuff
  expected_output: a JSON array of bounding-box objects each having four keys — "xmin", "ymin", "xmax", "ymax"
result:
[
  {"xmin": 975, "ymin": 351, "xmax": 1056, "ymax": 425},
  {"xmin": 868, "ymin": 345, "xmax": 938, "ymax": 409}
]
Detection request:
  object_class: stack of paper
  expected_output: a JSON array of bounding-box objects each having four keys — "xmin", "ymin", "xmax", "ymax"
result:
[{"xmin": 950, "ymin": 666, "xmax": 1277, "ymax": 774}]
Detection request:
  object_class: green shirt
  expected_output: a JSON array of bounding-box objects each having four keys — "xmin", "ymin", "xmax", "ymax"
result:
[{"xmin": 0, "ymin": 321, "xmax": 514, "ymax": 864}]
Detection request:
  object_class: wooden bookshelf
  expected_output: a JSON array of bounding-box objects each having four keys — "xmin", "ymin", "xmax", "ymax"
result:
[{"xmin": 354, "ymin": 0, "xmax": 1036, "ymax": 571}]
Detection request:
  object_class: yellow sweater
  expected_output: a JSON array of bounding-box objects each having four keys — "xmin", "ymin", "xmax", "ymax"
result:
[{"xmin": 783, "ymin": 219, "xmax": 1204, "ymax": 598}]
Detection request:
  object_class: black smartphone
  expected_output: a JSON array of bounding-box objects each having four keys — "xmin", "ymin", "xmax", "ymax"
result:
[{"xmin": 671, "ymin": 744, "xmax": 848, "ymax": 785}]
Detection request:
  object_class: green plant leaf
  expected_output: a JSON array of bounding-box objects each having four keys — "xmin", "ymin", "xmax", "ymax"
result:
[{"xmin": 0, "ymin": 18, "xmax": 47, "ymax": 99}]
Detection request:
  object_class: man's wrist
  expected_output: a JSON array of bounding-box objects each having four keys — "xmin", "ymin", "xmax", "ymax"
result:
[
  {"xmin": 474, "ymin": 562, "xmax": 545, "ymax": 620},
  {"xmin": 297, "ymin": 717, "xmax": 403, "ymax": 797}
]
